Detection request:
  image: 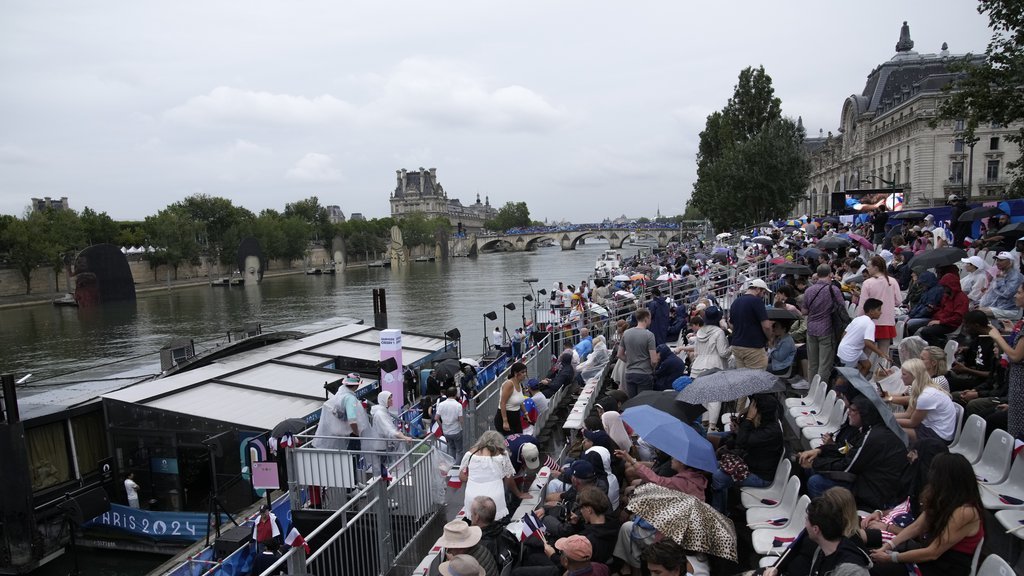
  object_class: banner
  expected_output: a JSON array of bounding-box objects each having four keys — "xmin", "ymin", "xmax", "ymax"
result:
[
  {"xmin": 84, "ymin": 503, "xmax": 231, "ymax": 541},
  {"xmin": 380, "ymin": 329, "xmax": 404, "ymax": 401}
]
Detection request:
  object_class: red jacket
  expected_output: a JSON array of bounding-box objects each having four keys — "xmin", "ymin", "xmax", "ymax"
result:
[{"xmin": 932, "ymin": 273, "xmax": 968, "ymax": 327}]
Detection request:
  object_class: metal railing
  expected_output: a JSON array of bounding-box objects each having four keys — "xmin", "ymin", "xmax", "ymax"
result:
[{"xmin": 257, "ymin": 434, "xmax": 444, "ymax": 576}]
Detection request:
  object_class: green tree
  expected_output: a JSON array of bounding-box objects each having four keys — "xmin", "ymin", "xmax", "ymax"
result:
[
  {"xmin": 79, "ymin": 207, "xmax": 120, "ymax": 246},
  {"xmin": 279, "ymin": 216, "xmax": 312, "ymax": 266},
  {"xmin": 172, "ymin": 194, "xmax": 246, "ymax": 248},
  {"xmin": 397, "ymin": 213, "xmax": 451, "ymax": 247},
  {"xmin": 689, "ymin": 66, "xmax": 810, "ymax": 230},
  {"xmin": 143, "ymin": 207, "xmax": 202, "ymax": 281},
  {"xmin": 284, "ymin": 196, "xmax": 332, "ymax": 243},
  {"xmin": 484, "ymin": 201, "xmax": 532, "ymax": 231},
  {"xmin": 934, "ymin": 0, "xmax": 1024, "ymax": 195},
  {"xmin": 2, "ymin": 213, "xmax": 58, "ymax": 294}
]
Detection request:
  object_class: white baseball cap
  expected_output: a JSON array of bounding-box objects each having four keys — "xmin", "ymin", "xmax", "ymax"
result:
[
  {"xmin": 520, "ymin": 443, "xmax": 541, "ymax": 471},
  {"xmin": 995, "ymin": 251, "xmax": 1016, "ymax": 261},
  {"xmin": 749, "ymin": 279, "xmax": 773, "ymax": 292}
]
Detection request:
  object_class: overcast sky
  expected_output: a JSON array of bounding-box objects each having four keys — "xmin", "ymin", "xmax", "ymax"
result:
[{"xmin": 0, "ymin": 1, "xmax": 994, "ymax": 223}]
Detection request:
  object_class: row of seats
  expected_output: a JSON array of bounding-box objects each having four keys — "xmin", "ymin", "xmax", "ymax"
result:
[{"xmin": 950, "ymin": 415, "xmax": 1024, "ymax": 511}]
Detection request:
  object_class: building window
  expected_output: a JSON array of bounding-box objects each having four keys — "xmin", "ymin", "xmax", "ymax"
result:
[
  {"xmin": 905, "ymin": 166, "xmax": 911, "ymax": 186},
  {"xmin": 987, "ymin": 160, "xmax": 1000, "ymax": 183},
  {"xmin": 954, "ymin": 139, "xmax": 964, "ymax": 153},
  {"xmin": 894, "ymin": 171, "xmax": 900, "ymax": 185},
  {"xmin": 950, "ymin": 161, "xmax": 964, "ymax": 183},
  {"xmin": 896, "ymin": 148, "xmax": 901, "ymax": 162},
  {"xmin": 991, "ymin": 137, "xmax": 1000, "ymax": 151},
  {"xmin": 955, "ymin": 119, "xmax": 965, "ymax": 131}
]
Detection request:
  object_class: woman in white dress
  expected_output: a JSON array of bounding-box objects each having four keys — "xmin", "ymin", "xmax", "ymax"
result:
[{"xmin": 459, "ymin": 430, "xmax": 516, "ymax": 521}]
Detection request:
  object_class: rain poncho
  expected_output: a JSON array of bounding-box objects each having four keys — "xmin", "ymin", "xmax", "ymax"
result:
[{"xmin": 312, "ymin": 386, "xmax": 370, "ymax": 450}]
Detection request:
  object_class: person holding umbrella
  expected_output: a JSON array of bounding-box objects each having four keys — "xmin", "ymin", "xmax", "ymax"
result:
[
  {"xmin": 708, "ymin": 394, "xmax": 784, "ymax": 513},
  {"xmin": 615, "ymin": 448, "xmax": 707, "ymax": 502}
]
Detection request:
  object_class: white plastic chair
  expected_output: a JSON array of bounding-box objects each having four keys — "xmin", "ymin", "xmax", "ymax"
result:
[
  {"xmin": 801, "ymin": 401, "xmax": 848, "ymax": 440},
  {"xmin": 788, "ymin": 388, "xmax": 832, "ymax": 418},
  {"xmin": 949, "ymin": 414, "xmax": 987, "ymax": 464},
  {"xmin": 980, "ymin": 455, "xmax": 1024, "ymax": 510},
  {"xmin": 994, "ymin": 509, "xmax": 1024, "ymax": 541},
  {"xmin": 976, "ymin": 554, "xmax": 1015, "ymax": 576},
  {"xmin": 785, "ymin": 377, "xmax": 824, "ymax": 409},
  {"xmin": 747, "ymin": 478, "xmax": 803, "ymax": 525},
  {"xmin": 743, "ymin": 473, "xmax": 799, "ymax": 512},
  {"xmin": 952, "ymin": 403, "xmax": 966, "ymax": 445},
  {"xmin": 944, "ymin": 339, "xmax": 959, "ymax": 371},
  {"xmin": 751, "ymin": 496, "xmax": 810, "ymax": 555},
  {"xmin": 796, "ymin": 392, "xmax": 842, "ymax": 429},
  {"xmin": 740, "ymin": 459, "xmax": 792, "ymax": 509},
  {"xmin": 974, "ymin": 429, "xmax": 1015, "ymax": 485}
]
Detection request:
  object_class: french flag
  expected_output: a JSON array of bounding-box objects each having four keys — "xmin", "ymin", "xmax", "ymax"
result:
[
  {"xmin": 430, "ymin": 421, "xmax": 444, "ymax": 438},
  {"xmin": 520, "ymin": 510, "xmax": 545, "ymax": 542},
  {"xmin": 284, "ymin": 527, "xmax": 311, "ymax": 554},
  {"xmin": 381, "ymin": 463, "xmax": 393, "ymax": 483}
]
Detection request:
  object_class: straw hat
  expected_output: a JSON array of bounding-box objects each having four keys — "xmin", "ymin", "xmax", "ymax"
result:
[{"xmin": 436, "ymin": 520, "xmax": 482, "ymax": 549}]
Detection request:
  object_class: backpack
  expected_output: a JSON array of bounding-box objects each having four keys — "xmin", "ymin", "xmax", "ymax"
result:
[{"xmin": 483, "ymin": 519, "xmax": 522, "ymax": 569}]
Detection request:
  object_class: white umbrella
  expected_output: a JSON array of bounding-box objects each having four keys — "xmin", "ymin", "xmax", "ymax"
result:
[
  {"xmin": 612, "ymin": 274, "xmax": 631, "ymax": 282},
  {"xmin": 656, "ymin": 273, "xmax": 681, "ymax": 281},
  {"xmin": 716, "ymin": 232, "xmax": 732, "ymax": 240},
  {"xmin": 614, "ymin": 290, "xmax": 637, "ymax": 300},
  {"xmin": 458, "ymin": 357, "xmax": 480, "ymax": 367},
  {"xmin": 587, "ymin": 302, "xmax": 609, "ymax": 316}
]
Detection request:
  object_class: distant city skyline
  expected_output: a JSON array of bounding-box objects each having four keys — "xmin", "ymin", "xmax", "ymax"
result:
[{"xmin": 0, "ymin": 2, "xmax": 994, "ymax": 222}]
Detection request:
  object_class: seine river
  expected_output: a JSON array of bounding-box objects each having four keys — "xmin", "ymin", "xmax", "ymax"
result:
[
  {"xmin": 0, "ymin": 240, "xmax": 620, "ymax": 387},
  {"xmin": 12, "ymin": 240, "xmax": 626, "ymax": 575}
]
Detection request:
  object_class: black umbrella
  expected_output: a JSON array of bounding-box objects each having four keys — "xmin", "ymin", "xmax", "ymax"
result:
[
  {"xmin": 816, "ymin": 236, "xmax": 851, "ymax": 251},
  {"xmin": 433, "ymin": 358, "xmax": 462, "ymax": 382},
  {"xmin": 799, "ymin": 247, "xmax": 821, "ymax": 260},
  {"xmin": 271, "ymin": 418, "xmax": 310, "ymax": 438},
  {"xmin": 621, "ymin": 390, "xmax": 705, "ymax": 426},
  {"xmin": 837, "ymin": 367, "xmax": 909, "ymax": 446},
  {"xmin": 767, "ymin": 308, "xmax": 799, "ymax": 321},
  {"xmin": 771, "ymin": 263, "xmax": 813, "ymax": 276},
  {"xmin": 751, "ymin": 237, "xmax": 774, "ymax": 247},
  {"xmin": 818, "ymin": 216, "xmax": 841, "ymax": 224},
  {"xmin": 890, "ymin": 211, "xmax": 926, "ymax": 221},
  {"xmin": 997, "ymin": 222, "xmax": 1024, "ymax": 241},
  {"xmin": 909, "ymin": 246, "xmax": 968, "ymax": 270},
  {"xmin": 711, "ymin": 252, "xmax": 729, "ymax": 264},
  {"xmin": 958, "ymin": 206, "xmax": 1006, "ymax": 222}
]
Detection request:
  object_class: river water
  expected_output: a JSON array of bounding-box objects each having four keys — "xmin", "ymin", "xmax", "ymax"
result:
[{"xmin": 0, "ymin": 240, "xmax": 621, "ymax": 387}]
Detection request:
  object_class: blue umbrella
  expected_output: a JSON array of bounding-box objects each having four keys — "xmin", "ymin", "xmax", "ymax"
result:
[{"xmin": 621, "ymin": 405, "xmax": 718, "ymax": 473}]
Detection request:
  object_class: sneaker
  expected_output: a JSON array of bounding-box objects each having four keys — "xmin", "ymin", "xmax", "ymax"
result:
[{"xmin": 790, "ymin": 379, "xmax": 810, "ymax": 390}]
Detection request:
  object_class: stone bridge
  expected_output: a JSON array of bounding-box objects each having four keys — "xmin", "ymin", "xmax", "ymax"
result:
[{"xmin": 466, "ymin": 225, "xmax": 696, "ymax": 255}]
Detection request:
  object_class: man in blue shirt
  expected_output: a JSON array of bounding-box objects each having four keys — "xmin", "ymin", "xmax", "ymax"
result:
[
  {"xmin": 728, "ymin": 279, "xmax": 772, "ymax": 369},
  {"xmin": 980, "ymin": 251, "xmax": 1024, "ymax": 321}
]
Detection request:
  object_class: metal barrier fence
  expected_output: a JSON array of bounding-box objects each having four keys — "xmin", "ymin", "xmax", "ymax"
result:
[
  {"xmin": 258, "ymin": 434, "xmax": 444, "ymax": 576},
  {"xmin": 464, "ymin": 334, "xmax": 551, "ymax": 448}
]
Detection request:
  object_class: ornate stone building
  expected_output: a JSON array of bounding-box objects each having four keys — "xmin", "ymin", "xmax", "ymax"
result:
[
  {"xmin": 389, "ymin": 168, "xmax": 497, "ymax": 229},
  {"xmin": 796, "ymin": 22, "xmax": 1021, "ymax": 216}
]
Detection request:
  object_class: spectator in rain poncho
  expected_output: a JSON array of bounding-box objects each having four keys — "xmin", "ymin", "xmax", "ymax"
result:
[
  {"xmin": 959, "ymin": 256, "xmax": 990, "ymax": 308},
  {"xmin": 312, "ymin": 379, "xmax": 371, "ymax": 450},
  {"xmin": 576, "ymin": 335, "xmax": 610, "ymax": 382},
  {"xmin": 367, "ymin": 391, "xmax": 412, "ymax": 475},
  {"xmin": 905, "ymin": 271, "xmax": 943, "ymax": 337},
  {"xmin": 601, "ymin": 410, "xmax": 633, "ymax": 453}
]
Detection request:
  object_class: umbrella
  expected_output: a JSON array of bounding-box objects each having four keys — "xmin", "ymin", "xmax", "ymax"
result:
[
  {"xmin": 958, "ymin": 206, "xmax": 1005, "ymax": 222},
  {"xmin": 630, "ymin": 273, "xmax": 648, "ymax": 281},
  {"xmin": 818, "ymin": 216, "xmax": 840, "ymax": 224},
  {"xmin": 621, "ymin": 405, "xmax": 717, "ymax": 473},
  {"xmin": 771, "ymin": 263, "xmax": 813, "ymax": 276},
  {"xmin": 816, "ymin": 236, "xmax": 851, "ymax": 251},
  {"xmin": 677, "ymin": 369, "xmax": 780, "ymax": 404},
  {"xmin": 837, "ymin": 367, "xmax": 909, "ymax": 446},
  {"xmin": 909, "ymin": 246, "xmax": 968, "ymax": 270},
  {"xmin": 716, "ymin": 232, "xmax": 732, "ymax": 240},
  {"xmin": 656, "ymin": 273, "xmax": 682, "ymax": 281},
  {"xmin": 846, "ymin": 232, "xmax": 874, "ymax": 251},
  {"xmin": 271, "ymin": 418, "xmax": 311, "ymax": 438},
  {"xmin": 767, "ymin": 308, "xmax": 799, "ymax": 321},
  {"xmin": 799, "ymin": 247, "xmax": 821, "ymax": 260},
  {"xmin": 587, "ymin": 302, "xmax": 609, "ymax": 316},
  {"xmin": 627, "ymin": 483, "xmax": 738, "ymax": 561},
  {"xmin": 711, "ymin": 252, "xmax": 729, "ymax": 264},
  {"xmin": 612, "ymin": 274, "xmax": 631, "ymax": 282},
  {"xmin": 459, "ymin": 357, "xmax": 480, "ymax": 368},
  {"xmin": 751, "ymin": 236, "xmax": 774, "ymax": 247},
  {"xmin": 997, "ymin": 222, "xmax": 1024, "ymax": 241},
  {"xmin": 692, "ymin": 253, "xmax": 710, "ymax": 261},
  {"xmin": 891, "ymin": 211, "xmax": 926, "ymax": 221},
  {"xmin": 621, "ymin": 390, "xmax": 705, "ymax": 425},
  {"xmin": 614, "ymin": 290, "xmax": 637, "ymax": 300}
]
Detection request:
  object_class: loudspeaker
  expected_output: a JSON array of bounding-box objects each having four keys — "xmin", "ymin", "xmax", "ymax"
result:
[
  {"xmin": 60, "ymin": 487, "xmax": 111, "ymax": 524},
  {"xmin": 214, "ymin": 525, "xmax": 252, "ymax": 558}
]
